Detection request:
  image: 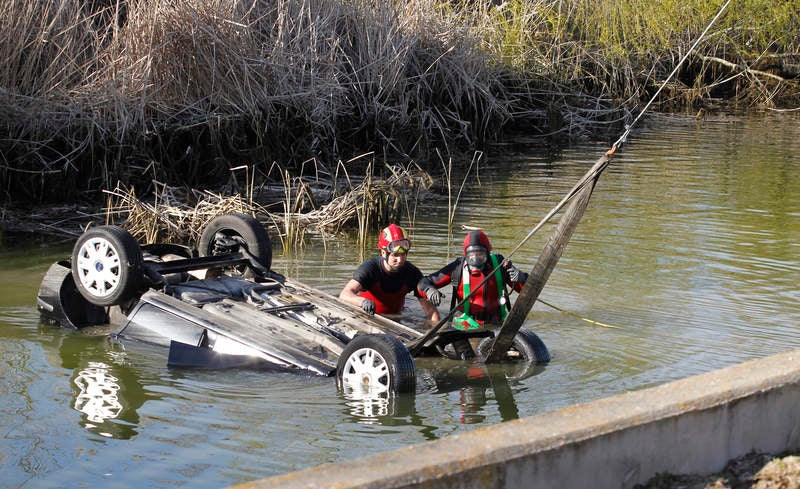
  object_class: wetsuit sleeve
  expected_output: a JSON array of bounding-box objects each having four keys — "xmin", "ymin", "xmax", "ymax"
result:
[
  {"xmin": 420, "ymin": 259, "xmax": 460, "ymax": 290},
  {"xmin": 405, "ymin": 263, "xmax": 424, "ymax": 298},
  {"xmin": 352, "ymin": 258, "xmax": 379, "ymax": 290}
]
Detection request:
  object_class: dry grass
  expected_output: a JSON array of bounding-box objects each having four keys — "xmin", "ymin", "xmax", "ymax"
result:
[
  {"xmin": 102, "ymin": 161, "xmax": 433, "ymax": 249},
  {"xmin": 0, "ymin": 0, "xmax": 525, "ymax": 203},
  {"xmin": 636, "ymin": 452, "xmax": 800, "ymax": 489},
  {"xmin": 0, "ymin": 0, "xmax": 797, "ymax": 207}
]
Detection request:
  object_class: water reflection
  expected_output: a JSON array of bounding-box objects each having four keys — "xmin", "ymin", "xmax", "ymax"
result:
[
  {"xmin": 73, "ymin": 362, "xmax": 123, "ymax": 428},
  {"xmin": 55, "ymin": 328, "xmax": 157, "ymax": 440},
  {"xmin": 341, "ymin": 390, "xmax": 417, "ymax": 424},
  {"xmin": 342, "ymin": 356, "xmax": 545, "ymax": 427}
]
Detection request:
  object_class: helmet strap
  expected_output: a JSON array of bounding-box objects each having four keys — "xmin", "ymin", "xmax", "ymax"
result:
[{"xmin": 380, "ymin": 253, "xmax": 402, "ymax": 272}]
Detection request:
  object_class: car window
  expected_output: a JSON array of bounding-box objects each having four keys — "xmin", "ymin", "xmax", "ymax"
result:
[{"xmin": 120, "ymin": 303, "xmax": 205, "ymax": 348}]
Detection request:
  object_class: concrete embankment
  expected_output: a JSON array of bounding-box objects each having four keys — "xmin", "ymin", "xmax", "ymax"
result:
[{"xmin": 234, "ymin": 349, "xmax": 800, "ymax": 489}]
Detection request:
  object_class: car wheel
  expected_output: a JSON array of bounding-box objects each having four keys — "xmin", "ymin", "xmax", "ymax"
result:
[
  {"xmin": 477, "ymin": 329, "xmax": 550, "ymax": 364},
  {"xmin": 71, "ymin": 225, "xmax": 143, "ymax": 306},
  {"xmin": 198, "ymin": 213, "xmax": 272, "ymax": 271},
  {"xmin": 337, "ymin": 334, "xmax": 416, "ymax": 394}
]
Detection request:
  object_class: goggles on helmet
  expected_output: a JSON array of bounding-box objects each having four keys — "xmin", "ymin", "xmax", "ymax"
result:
[{"xmin": 385, "ymin": 238, "xmax": 411, "ymax": 255}]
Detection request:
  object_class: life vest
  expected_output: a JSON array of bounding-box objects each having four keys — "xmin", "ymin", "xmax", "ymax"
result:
[{"xmin": 452, "ymin": 254, "xmax": 510, "ymax": 330}]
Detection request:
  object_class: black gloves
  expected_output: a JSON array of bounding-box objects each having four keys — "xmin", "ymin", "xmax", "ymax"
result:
[
  {"xmin": 425, "ymin": 287, "xmax": 445, "ymax": 306},
  {"xmin": 361, "ymin": 299, "xmax": 376, "ymax": 315}
]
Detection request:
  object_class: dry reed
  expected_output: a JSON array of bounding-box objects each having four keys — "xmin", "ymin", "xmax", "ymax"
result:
[
  {"xmin": 102, "ymin": 162, "xmax": 433, "ymax": 248},
  {"xmin": 0, "ymin": 0, "xmax": 797, "ymax": 208}
]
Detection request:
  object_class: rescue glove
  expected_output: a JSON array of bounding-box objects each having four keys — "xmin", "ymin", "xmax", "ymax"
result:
[
  {"xmin": 505, "ymin": 262, "xmax": 521, "ymax": 283},
  {"xmin": 425, "ymin": 287, "xmax": 445, "ymax": 306},
  {"xmin": 361, "ymin": 299, "xmax": 376, "ymax": 315}
]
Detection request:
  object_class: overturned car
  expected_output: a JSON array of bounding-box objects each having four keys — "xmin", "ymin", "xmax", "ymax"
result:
[{"xmin": 37, "ymin": 214, "xmax": 549, "ymax": 394}]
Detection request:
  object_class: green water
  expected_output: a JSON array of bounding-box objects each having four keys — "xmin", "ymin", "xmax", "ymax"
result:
[{"xmin": 1, "ymin": 112, "xmax": 798, "ymax": 488}]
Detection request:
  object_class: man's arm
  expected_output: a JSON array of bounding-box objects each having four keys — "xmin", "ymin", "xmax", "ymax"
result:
[{"xmin": 339, "ymin": 279, "xmax": 367, "ymax": 308}]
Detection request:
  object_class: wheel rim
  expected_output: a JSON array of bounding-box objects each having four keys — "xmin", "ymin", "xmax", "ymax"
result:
[
  {"xmin": 340, "ymin": 347, "xmax": 391, "ymax": 395},
  {"xmin": 75, "ymin": 237, "xmax": 122, "ymax": 298}
]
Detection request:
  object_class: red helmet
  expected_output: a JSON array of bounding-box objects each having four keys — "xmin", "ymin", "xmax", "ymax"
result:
[
  {"xmin": 377, "ymin": 224, "xmax": 411, "ymax": 253},
  {"xmin": 463, "ymin": 230, "xmax": 491, "ymax": 255}
]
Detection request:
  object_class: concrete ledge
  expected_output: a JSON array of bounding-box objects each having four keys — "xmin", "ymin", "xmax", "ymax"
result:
[{"xmin": 234, "ymin": 349, "xmax": 800, "ymax": 489}]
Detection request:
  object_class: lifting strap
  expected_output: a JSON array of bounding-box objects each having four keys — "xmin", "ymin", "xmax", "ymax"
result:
[{"xmin": 484, "ymin": 154, "xmax": 606, "ymax": 362}]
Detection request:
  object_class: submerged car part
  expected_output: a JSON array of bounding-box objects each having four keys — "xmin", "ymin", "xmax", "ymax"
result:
[
  {"xmin": 37, "ymin": 213, "xmax": 549, "ymax": 394},
  {"xmin": 37, "ymin": 261, "xmax": 109, "ymax": 329}
]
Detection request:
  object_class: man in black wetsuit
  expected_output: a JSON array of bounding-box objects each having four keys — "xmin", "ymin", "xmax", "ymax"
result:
[{"xmin": 339, "ymin": 224, "xmax": 439, "ymax": 321}]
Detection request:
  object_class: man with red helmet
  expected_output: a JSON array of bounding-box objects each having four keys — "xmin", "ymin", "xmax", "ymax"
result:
[
  {"xmin": 417, "ymin": 230, "xmax": 527, "ymax": 330},
  {"xmin": 339, "ymin": 224, "xmax": 440, "ymax": 320}
]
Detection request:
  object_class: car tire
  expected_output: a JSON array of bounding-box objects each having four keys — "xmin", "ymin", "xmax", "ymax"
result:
[
  {"xmin": 71, "ymin": 225, "xmax": 144, "ymax": 306},
  {"xmin": 198, "ymin": 213, "xmax": 272, "ymax": 271},
  {"xmin": 477, "ymin": 329, "xmax": 551, "ymax": 364},
  {"xmin": 337, "ymin": 334, "xmax": 416, "ymax": 394}
]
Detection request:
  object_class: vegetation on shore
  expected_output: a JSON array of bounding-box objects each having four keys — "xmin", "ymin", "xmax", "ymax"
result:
[
  {"xmin": 0, "ymin": 0, "xmax": 797, "ymax": 216},
  {"xmin": 635, "ymin": 451, "xmax": 800, "ymax": 489},
  {"xmin": 103, "ymin": 161, "xmax": 433, "ymax": 246}
]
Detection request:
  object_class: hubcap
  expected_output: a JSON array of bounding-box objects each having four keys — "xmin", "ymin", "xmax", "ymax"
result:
[
  {"xmin": 75, "ymin": 237, "xmax": 121, "ymax": 297},
  {"xmin": 340, "ymin": 348, "xmax": 390, "ymax": 395}
]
